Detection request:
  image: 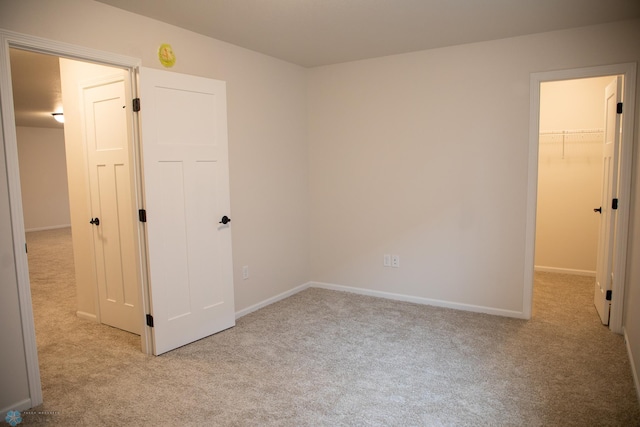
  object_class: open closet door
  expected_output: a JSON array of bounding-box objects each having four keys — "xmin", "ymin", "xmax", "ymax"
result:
[
  {"xmin": 139, "ymin": 67, "xmax": 235, "ymax": 355},
  {"xmin": 593, "ymin": 76, "xmax": 622, "ymax": 325}
]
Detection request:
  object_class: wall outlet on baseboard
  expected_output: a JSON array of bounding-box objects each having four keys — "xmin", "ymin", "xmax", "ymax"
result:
[
  {"xmin": 392, "ymin": 255, "xmax": 400, "ymax": 268},
  {"xmin": 383, "ymin": 254, "xmax": 391, "ymax": 267},
  {"xmin": 242, "ymin": 265, "xmax": 250, "ymax": 280}
]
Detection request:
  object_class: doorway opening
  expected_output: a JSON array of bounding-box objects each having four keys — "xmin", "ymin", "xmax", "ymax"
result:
[
  {"xmin": 10, "ymin": 47, "xmax": 145, "ymax": 399},
  {"xmin": 534, "ymin": 76, "xmax": 614, "ymax": 323},
  {"xmin": 11, "ymin": 47, "xmax": 143, "ymax": 335},
  {"xmin": 525, "ymin": 63, "xmax": 637, "ymax": 333},
  {"xmin": 535, "ymin": 76, "xmax": 612, "ymax": 278}
]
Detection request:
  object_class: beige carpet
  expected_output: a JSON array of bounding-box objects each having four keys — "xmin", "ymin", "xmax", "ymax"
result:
[{"xmin": 18, "ymin": 227, "xmax": 640, "ymax": 425}]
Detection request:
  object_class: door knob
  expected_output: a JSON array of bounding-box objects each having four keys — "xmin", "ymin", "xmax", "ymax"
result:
[
  {"xmin": 593, "ymin": 207, "xmax": 602, "ymax": 214},
  {"xmin": 89, "ymin": 217, "xmax": 100, "ymax": 226},
  {"xmin": 219, "ymin": 215, "xmax": 231, "ymax": 225}
]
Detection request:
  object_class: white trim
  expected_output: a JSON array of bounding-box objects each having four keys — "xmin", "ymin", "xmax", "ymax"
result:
[
  {"xmin": 0, "ymin": 28, "xmax": 144, "ymax": 409},
  {"xmin": 1, "ymin": 28, "xmax": 42, "ymax": 411},
  {"xmin": 310, "ymin": 282, "xmax": 527, "ymax": 319},
  {"xmin": 624, "ymin": 327, "xmax": 640, "ymax": 405},
  {"xmin": 235, "ymin": 282, "xmax": 312, "ymax": 319},
  {"xmin": 25, "ymin": 224, "xmax": 71, "ymax": 233},
  {"xmin": 609, "ymin": 66, "xmax": 636, "ymax": 334},
  {"xmin": 534, "ymin": 266, "xmax": 596, "ymax": 277},
  {"xmin": 526, "ymin": 63, "xmax": 636, "ymax": 334},
  {"xmin": 76, "ymin": 311, "xmax": 98, "ymax": 322},
  {"xmin": 1, "ymin": 398, "xmax": 33, "ymax": 415},
  {"xmin": 235, "ymin": 280, "xmax": 528, "ymax": 322},
  {"xmin": 0, "ymin": 29, "xmax": 140, "ymax": 68}
]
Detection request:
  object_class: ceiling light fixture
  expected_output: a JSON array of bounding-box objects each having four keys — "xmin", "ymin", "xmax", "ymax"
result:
[{"xmin": 52, "ymin": 112, "xmax": 64, "ymax": 123}]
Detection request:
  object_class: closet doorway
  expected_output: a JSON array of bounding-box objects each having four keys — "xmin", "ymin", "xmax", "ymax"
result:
[{"xmin": 534, "ymin": 75, "xmax": 623, "ymax": 325}]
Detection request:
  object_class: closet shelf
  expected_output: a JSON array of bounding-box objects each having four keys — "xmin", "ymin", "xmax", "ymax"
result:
[{"xmin": 538, "ymin": 129, "xmax": 604, "ymax": 159}]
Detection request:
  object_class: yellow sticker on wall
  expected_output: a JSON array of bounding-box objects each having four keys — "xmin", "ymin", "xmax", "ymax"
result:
[{"xmin": 158, "ymin": 43, "xmax": 176, "ymax": 68}]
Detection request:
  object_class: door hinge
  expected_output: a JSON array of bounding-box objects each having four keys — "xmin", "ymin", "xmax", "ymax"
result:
[
  {"xmin": 146, "ymin": 314, "xmax": 154, "ymax": 327},
  {"xmin": 25, "ymin": 243, "xmax": 28, "ymax": 253},
  {"xmin": 612, "ymin": 198, "xmax": 618, "ymax": 210},
  {"xmin": 133, "ymin": 98, "xmax": 141, "ymax": 112},
  {"xmin": 617, "ymin": 102, "xmax": 623, "ymax": 114},
  {"xmin": 139, "ymin": 209, "xmax": 147, "ymax": 223},
  {"xmin": 606, "ymin": 290, "xmax": 612, "ymax": 301}
]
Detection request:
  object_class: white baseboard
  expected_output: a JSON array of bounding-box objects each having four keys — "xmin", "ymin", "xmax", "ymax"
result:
[
  {"xmin": 1, "ymin": 397, "xmax": 32, "ymax": 415},
  {"xmin": 309, "ymin": 281, "xmax": 527, "ymax": 319},
  {"xmin": 234, "ymin": 280, "xmax": 528, "ymax": 323},
  {"xmin": 534, "ymin": 265, "xmax": 596, "ymax": 277},
  {"xmin": 76, "ymin": 311, "xmax": 97, "ymax": 322},
  {"xmin": 624, "ymin": 327, "xmax": 640, "ymax": 405},
  {"xmin": 25, "ymin": 224, "xmax": 71, "ymax": 233},
  {"xmin": 235, "ymin": 282, "xmax": 311, "ymax": 319}
]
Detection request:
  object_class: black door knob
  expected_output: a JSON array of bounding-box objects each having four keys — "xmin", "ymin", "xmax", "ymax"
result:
[
  {"xmin": 89, "ymin": 217, "xmax": 100, "ymax": 226},
  {"xmin": 593, "ymin": 207, "xmax": 602, "ymax": 214},
  {"xmin": 219, "ymin": 216, "xmax": 231, "ymax": 225}
]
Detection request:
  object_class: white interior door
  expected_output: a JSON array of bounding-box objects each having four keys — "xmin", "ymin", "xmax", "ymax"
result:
[
  {"xmin": 84, "ymin": 75, "xmax": 141, "ymax": 334},
  {"xmin": 139, "ymin": 67, "xmax": 235, "ymax": 355},
  {"xmin": 593, "ymin": 76, "xmax": 622, "ymax": 325}
]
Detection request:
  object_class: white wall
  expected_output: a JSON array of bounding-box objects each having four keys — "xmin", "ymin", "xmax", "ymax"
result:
[
  {"xmin": 308, "ymin": 21, "xmax": 640, "ymax": 316},
  {"xmin": 16, "ymin": 126, "xmax": 70, "ymax": 231},
  {"xmin": 625, "ymin": 172, "xmax": 640, "ymax": 400},
  {"xmin": 308, "ymin": 43, "xmax": 530, "ymax": 313},
  {"xmin": 539, "ymin": 77, "xmax": 613, "ymax": 130},
  {"xmin": 535, "ymin": 77, "xmax": 611, "ymax": 275}
]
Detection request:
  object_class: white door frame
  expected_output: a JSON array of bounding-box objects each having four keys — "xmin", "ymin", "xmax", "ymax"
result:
[
  {"xmin": 0, "ymin": 29, "xmax": 153, "ymax": 408},
  {"xmin": 524, "ymin": 63, "xmax": 637, "ymax": 333}
]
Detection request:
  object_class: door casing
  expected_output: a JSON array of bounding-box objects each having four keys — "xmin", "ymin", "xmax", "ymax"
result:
[
  {"xmin": 526, "ymin": 63, "xmax": 637, "ymax": 332},
  {"xmin": 0, "ymin": 29, "xmax": 153, "ymax": 409}
]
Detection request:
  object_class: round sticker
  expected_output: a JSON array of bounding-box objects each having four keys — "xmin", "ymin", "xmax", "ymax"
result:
[{"xmin": 158, "ymin": 43, "xmax": 176, "ymax": 68}]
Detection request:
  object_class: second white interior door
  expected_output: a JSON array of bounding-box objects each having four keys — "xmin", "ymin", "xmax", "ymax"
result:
[{"xmin": 83, "ymin": 74, "xmax": 141, "ymax": 335}]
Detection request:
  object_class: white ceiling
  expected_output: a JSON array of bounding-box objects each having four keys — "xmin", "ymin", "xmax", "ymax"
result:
[
  {"xmin": 10, "ymin": 48, "xmax": 64, "ymax": 129},
  {"xmin": 96, "ymin": 0, "xmax": 640, "ymax": 68},
  {"xmin": 10, "ymin": 0, "xmax": 640, "ymax": 129}
]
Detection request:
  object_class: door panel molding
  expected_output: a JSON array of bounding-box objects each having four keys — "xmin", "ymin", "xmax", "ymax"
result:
[{"xmin": 526, "ymin": 63, "xmax": 637, "ymax": 333}]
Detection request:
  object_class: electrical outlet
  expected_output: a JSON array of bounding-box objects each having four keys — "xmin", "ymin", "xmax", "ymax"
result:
[
  {"xmin": 383, "ymin": 254, "xmax": 391, "ymax": 267},
  {"xmin": 392, "ymin": 255, "xmax": 400, "ymax": 268},
  {"xmin": 242, "ymin": 265, "xmax": 249, "ymax": 280}
]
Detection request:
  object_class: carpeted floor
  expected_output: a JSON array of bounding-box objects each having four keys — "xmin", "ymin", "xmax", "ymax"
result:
[{"xmin": 19, "ymin": 227, "xmax": 640, "ymax": 426}]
